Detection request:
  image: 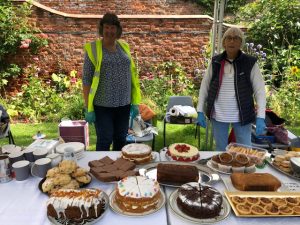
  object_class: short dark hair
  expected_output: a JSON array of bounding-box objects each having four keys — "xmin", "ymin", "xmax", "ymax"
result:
[{"xmin": 98, "ymin": 13, "xmax": 122, "ymax": 38}]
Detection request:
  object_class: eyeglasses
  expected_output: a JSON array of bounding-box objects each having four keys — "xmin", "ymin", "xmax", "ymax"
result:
[{"xmin": 225, "ymin": 36, "xmax": 241, "ymax": 41}]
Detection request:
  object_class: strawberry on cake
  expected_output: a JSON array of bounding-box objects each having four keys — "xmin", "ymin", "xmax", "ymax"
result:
[{"xmin": 166, "ymin": 143, "xmax": 199, "ymax": 162}]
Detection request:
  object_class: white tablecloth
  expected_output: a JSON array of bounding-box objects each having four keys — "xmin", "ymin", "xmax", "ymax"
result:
[
  {"xmin": 159, "ymin": 149, "xmax": 300, "ymax": 225},
  {"xmin": 0, "ymin": 151, "xmax": 165, "ymax": 225},
  {"xmin": 1, "ymin": 150, "xmax": 300, "ymax": 225}
]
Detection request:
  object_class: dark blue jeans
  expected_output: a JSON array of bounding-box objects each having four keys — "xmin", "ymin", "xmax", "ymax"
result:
[{"xmin": 94, "ymin": 104, "xmax": 130, "ymax": 151}]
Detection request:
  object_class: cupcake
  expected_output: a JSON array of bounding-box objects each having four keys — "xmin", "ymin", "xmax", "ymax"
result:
[
  {"xmin": 235, "ymin": 153, "xmax": 249, "ymax": 165},
  {"xmin": 231, "ymin": 161, "xmax": 245, "ymax": 173},
  {"xmin": 218, "ymin": 163, "xmax": 232, "ymax": 173},
  {"xmin": 211, "ymin": 154, "xmax": 220, "ymax": 168},
  {"xmin": 245, "ymin": 162, "xmax": 256, "ymax": 173},
  {"xmin": 219, "ymin": 152, "xmax": 233, "ymax": 164}
]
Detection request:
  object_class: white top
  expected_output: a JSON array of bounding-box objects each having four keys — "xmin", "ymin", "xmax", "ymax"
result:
[{"xmin": 197, "ymin": 60, "xmax": 266, "ymax": 121}]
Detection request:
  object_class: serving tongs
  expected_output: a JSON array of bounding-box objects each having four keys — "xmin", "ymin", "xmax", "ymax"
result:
[{"xmin": 197, "ymin": 156, "xmax": 212, "ymax": 165}]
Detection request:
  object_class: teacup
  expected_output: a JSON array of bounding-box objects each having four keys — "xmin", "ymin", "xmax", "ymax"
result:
[
  {"xmin": 33, "ymin": 149, "xmax": 48, "ymax": 160},
  {"xmin": 12, "ymin": 160, "xmax": 30, "ymax": 181},
  {"xmin": 8, "ymin": 151, "xmax": 24, "ymax": 165},
  {"xmin": 23, "ymin": 148, "xmax": 35, "ymax": 162},
  {"xmin": 46, "ymin": 153, "xmax": 62, "ymax": 167},
  {"xmin": 31, "ymin": 158, "xmax": 51, "ymax": 178}
]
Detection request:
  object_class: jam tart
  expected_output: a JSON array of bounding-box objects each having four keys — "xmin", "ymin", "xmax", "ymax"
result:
[
  {"xmin": 246, "ymin": 197, "xmax": 260, "ymax": 205},
  {"xmin": 286, "ymin": 197, "xmax": 299, "ymax": 206},
  {"xmin": 278, "ymin": 205, "xmax": 293, "ymax": 215},
  {"xmin": 264, "ymin": 204, "xmax": 279, "ymax": 215},
  {"xmin": 236, "ymin": 203, "xmax": 251, "ymax": 215},
  {"xmin": 231, "ymin": 196, "xmax": 246, "ymax": 205},
  {"xmin": 293, "ymin": 206, "xmax": 300, "ymax": 214},
  {"xmin": 272, "ymin": 198, "xmax": 287, "ymax": 207},
  {"xmin": 260, "ymin": 197, "xmax": 272, "ymax": 206},
  {"xmin": 250, "ymin": 204, "xmax": 266, "ymax": 215}
]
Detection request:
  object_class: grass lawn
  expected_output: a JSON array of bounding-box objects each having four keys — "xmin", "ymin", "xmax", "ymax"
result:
[{"xmin": 1, "ymin": 121, "xmax": 299, "ymax": 151}]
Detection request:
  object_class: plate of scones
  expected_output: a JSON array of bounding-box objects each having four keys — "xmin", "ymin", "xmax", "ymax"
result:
[{"xmin": 39, "ymin": 160, "xmax": 92, "ymax": 195}]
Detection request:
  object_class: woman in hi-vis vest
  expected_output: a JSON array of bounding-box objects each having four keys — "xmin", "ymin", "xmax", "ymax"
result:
[{"xmin": 82, "ymin": 13, "xmax": 141, "ymax": 151}]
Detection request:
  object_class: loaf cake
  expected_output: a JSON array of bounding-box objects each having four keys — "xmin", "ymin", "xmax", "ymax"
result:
[
  {"xmin": 166, "ymin": 143, "xmax": 199, "ymax": 162},
  {"xmin": 121, "ymin": 143, "xmax": 152, "ymax": 164},
  {"xmin": 115, "ymin": 176, "xmax": 161, "ymax": 213},
  {"xmin": 230, "ymin": 173, "xmax": 281, "ymax": 191},
  {"xmin": 177, "ymin": 183, "xmax": 223, "ymax": 219},
  {"xmin": 157, "ymin": 163, "xmax": 199, "ymax": 184},
  {"xmin": 47, "ymin": 189, "xmax": 106, "ymax": 222}
]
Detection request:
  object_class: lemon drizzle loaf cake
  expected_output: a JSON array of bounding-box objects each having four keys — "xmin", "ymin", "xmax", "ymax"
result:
[
  {"xmin": 177, "ymin": 183, "xmax": 223, "ymax": 219},
  {"xmin": 167, "ymin": 143, "xmax": 199, "ymax": 162},
  {"xmin": 121, "ymin": 143, "xmax": 152, "ymax": 164},
  {"xmin": 115, "ymin": 176, "xmax": 161, "ymax": 213},
  {"xmin": 47, "ymin": 189, "xmax": 106, "ymax": 222}
]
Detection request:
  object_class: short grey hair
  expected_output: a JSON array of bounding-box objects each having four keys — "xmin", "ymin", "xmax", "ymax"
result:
[{"xmin": 222, "ymin": 27, "xmax": 245, "ymax": 48}]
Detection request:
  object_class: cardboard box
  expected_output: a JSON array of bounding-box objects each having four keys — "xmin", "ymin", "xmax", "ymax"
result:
[
  {"xmin": 58, "ymin": 120, "xmax": 89, "ymax": 147},
  {"xmin": 25, "ymin": 139, "xmax": 60, "ymax": 154}
]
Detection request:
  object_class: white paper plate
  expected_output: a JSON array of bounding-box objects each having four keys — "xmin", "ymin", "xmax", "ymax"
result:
[{"xmin": 56, "ymin": 142, "xmax": 85, "ymax": 154}]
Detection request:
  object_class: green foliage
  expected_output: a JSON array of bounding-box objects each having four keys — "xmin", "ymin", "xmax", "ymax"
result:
[
  {"xmin": 194, "ymin": 0, "xmax": 247, "ymax": 15},
  {"xmin": 139, "ymin": 62, "xmax": 195, "ymax": 117},
  {"xmin": 1, "ymin": 65, "xmax": 84, "ymax": 122},
  {"xmin": 236, "ymin": 0, "xmax": 300, "ymax": 49},
  {"xmin": 0, "ymin": 0, "xmax": 48, "ymax": 94},
  {"xmin": 0, "ymin": 64, "xmax": 21, "ymax": 95},
  {"xmin": 267, "ymin": 74, "xmax": 300, "ymax": 126}
]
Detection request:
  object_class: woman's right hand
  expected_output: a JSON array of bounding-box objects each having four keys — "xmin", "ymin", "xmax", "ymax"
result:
[{"xmin": 85, "ymin": 109, "xmax": 95, "ymax": 124}]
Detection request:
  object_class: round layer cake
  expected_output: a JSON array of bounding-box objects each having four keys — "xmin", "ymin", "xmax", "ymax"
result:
[
  {"xmin": 115, "ymin": 176, "xmax": 161, "ymax": 213},
  {"xmin": 167, "ymin": 143, "xmax": 199, "ymax": 162},
  {"xmin": 47, "ymin": 188, "xmax": 106, "ymax": 222},
  {"xmin": 121, "ymin": 143, "xmax": 152, "ymax": 164},
  {"xmin": 177, "ymin": 183, "xmax": 223, "ymax": 219}
]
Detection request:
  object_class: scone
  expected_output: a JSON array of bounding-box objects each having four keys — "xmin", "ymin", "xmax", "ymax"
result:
[
  {"xmin": 42, "ymin": 178, "xmax": 55, "ymax": 192},
  {"xmin": 53, "ymin": 174, "xmax": 72, "ymax": 186},
  {"xmin": 46, "ymin": 167, "xmax": 60, "ymax": 178},
  {"xmin": 61, "ymin": 179, "xmax": 80, "ymax": 189},
  {"xmin": 75, "ymin": 174, "xmax": 91, "ymax": 184},
  {"xmin": 59, "ymin": 160, "xmax": 77, "ymax": 174},
  {"xmin": 72, "ymin": 167, "xmax": 88, "ymax": 177}
]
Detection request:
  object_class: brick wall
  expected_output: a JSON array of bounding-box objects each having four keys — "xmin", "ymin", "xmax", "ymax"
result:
[
  {"xmin": 36, "ymin": 0, "xmax": 204, "ymax": 15},
  {"xmin": 10, "ymin": 0, "xmax": 224, "ymax": 85}
]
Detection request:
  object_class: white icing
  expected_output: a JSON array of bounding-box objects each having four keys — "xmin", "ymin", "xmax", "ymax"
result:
[
  {"xmin": 117, "ymin": 176, "xmax": 159, "ymax": 199},
  {"xmin": 122, "ymin": 143, "xmax": 151, "ymax": 155},
  {"xmin": 169, "ymin": 143, "xmax": 199, "ymax": 158}
]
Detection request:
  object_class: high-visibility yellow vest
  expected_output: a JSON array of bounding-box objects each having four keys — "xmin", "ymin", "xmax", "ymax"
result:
[{"xmin": 84, "ymin": 39, "xmax": 141, "ymax": 112}]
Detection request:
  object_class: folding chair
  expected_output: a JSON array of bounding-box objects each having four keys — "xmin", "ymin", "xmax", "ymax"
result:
[
  {"xmin": 126, "ymin": 118, "xmax": 156, "ymax": 150},
  {"xmin": 163, "ymin": 96, "xmax": 199, "ymax": 147},
  {"xmin": 0, "ymin": 104, "xmax": 15, "ymax": 145},
  {"xmin": 0, "ymin": 122, "xmax": 15, "ymax": 145}
]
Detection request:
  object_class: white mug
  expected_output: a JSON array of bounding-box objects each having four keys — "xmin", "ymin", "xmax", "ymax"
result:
[
  {"xmin": 31, "ymin": 158, "xmax": 51, "ymax": 178},
  {"xmin": 46, "ymin": 153, "xmax": 62, "ymax": 167},
  {"xmin": 12, "ymin": 160, "xmax": 30, "ymax": 181},
  {"xmin": 33, "ymin": 149, "xmax": 48, "ymax": 160}
]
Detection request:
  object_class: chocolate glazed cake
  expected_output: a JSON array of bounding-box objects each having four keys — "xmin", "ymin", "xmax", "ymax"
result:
[{"xmin": 177, "ymin": 183, "xmax": 223, "ymax": 219}]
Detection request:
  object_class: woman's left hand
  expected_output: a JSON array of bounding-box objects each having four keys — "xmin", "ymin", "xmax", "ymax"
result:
[
  {"xmin": 256, "ymin": 117, "xmax": 266, "ymax": 135},
  {"xmin": 130, "ymin": 104, "xmax": 139, "ymax": 119}
]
